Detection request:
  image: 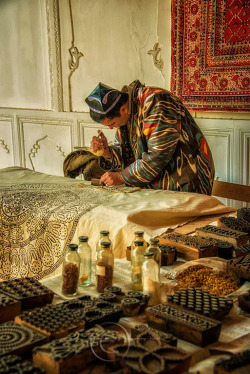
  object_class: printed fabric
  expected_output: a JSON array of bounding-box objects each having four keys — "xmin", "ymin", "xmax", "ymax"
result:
[{"xmin": 108, "ymin": 80, "xmax": 215, "ymax": 195}]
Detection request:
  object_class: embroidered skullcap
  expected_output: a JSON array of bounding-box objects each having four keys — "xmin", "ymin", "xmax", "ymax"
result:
[{"xmin": 85, "ymin": 83, "xmax": 121, "ymax": 114}]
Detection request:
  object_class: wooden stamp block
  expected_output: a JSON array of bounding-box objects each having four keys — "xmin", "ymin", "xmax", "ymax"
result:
[
  {"xmin": 57, "ymin": 295, "xmax": 123, "ymax": 329},
  {"xmin": 218, "ymin": 216, "xmax": 250, "ymax": 235},
  {"xmin": 0, "ymin": 355, "xmax": 46, "ymax": 373},
  {"xmin": 166, "ymin": 287, "xmax": 233, "ymax": 320},
  {"xmin": 227, "ymin": 255, "xmax": 250, "ymax": 283},
  {"xmin": 32, "ymin": 325, "xmax": 124, "ymax": 374},
  {"xmin": 159, "ymin": 244, "xmax": 176, "ymax": 266},
  {"xmin": 145, "ymin": 303, "xmax": 222, "ymax": 347},
  {"xmin": 0, "ymin": 321, "xmax": 48, "ymax": 358},
  {"xmin": 214, "ymin": 350, "xmax": 250, "ymax": 374},
  {"xmin": 131, "ymin": 325, "xmax": 178, "ymax": 346},
  {"xmin": 196, "ymin": 225, "xmax": 249, "ymax": 248},
  {"xmin": 0, "ymin": 293, "xmax": 21, "ymax": 323},
  {"xmin": 160, "ymin": 233, "xmax": 217, "ymax": 261},
  {"xmin": 238, "ymin": 290, "xmax": 250, "ymax": 313},
  {"xmin": 234, "ymin": 243, "xmax": 250, "ymax": 258},
  {"xmin": 0, "ymin": 278, "xmax": 54, "ymax": 310},
  {"xmin": 108, "ymin": 330, "xmax": 191, "ymax": 374},
  {"xmin": 15, "ymin": 304, "xmax": 85, "ymax": 340},
  {"xmin": 200, "ymin": 236, "xmax": 234, "ymax": 259},
  {"xmin": 237, "ymin": 207, "xmax": 250, "ymax": 223}
]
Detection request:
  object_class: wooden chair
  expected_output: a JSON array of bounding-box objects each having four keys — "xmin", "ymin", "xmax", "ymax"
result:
[{"xmin": 212, "ymin": 180, "xmax": 250, "ymax": 203}]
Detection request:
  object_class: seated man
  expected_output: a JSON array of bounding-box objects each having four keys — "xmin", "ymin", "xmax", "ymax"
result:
[{"xmin": 85, "ymin": 80, "xmax": 215, "ymax": 194}]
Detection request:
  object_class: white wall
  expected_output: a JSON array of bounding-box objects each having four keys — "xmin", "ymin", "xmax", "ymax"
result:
[{"xmin": 0, "ymin": 0, "xmax": 249, "ymax": 207}]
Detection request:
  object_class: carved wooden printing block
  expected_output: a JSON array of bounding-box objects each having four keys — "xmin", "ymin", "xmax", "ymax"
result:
[
  {"xmin": 161, "ymin": 233, "xmax": 217, "ymax": 260},
  {"xmin": 15, "ymin": 304, "xmax": 85, "ymax": 340},
  {"xmin": 0, "ymin": 321, "xmax": 48, "ymax": 358},
  {"xmin": 227, "ymin": 254, "xmax": 250, "ymax": 283},
  {"xmin": 0, "ymin": 293, "xmax": 21, "ymax": 323},
  {"xmin": 131, "ymin": 325, "xmax": 177, "ymax": 347},
  {"xmin": 159, "ymin": 244, "xmax": 177, "ymax": 266},
  {"xmin": 0, "ymin": 277, "xmax": 54, "ymax": 310},
  {"xmin": 234, "ymin": 243, "xmax": 250, "ymax": 258},
  {"xmin": 238, "ymin": 290, "xmax": 250, "ymax": 313},
  {"xmin": 196, "ymin": 225, "xmax": 249, "ymax": 248},
  {"xmin": 32, "ymin": 325, "xmax": 123, "ymax": 374},
  {"xmin": 237, "ymin": 207, "xmax": 250, "ymax": 223},
  {"xmin": 214, "ymin": 350, "xmax": 250, "ymax": 374},
  {"xmin": 108, "ymin": 330, "xmax": 191, "ymax": 374},
  {"xmin": 0, "ymin": 355, "xmax": 46, "ymax": 373},
  {"xmin": 56, "ymin": 295, "xmax": 123, "ymax": 329},
  {"xmin": 166, "ymin": 287, "xmax": 233, "ymax": 320},
  {"xmin": 199, "ymin": 236, "xmax": 234, "ymax": 259},
  {"xmin": 145, "ymin": 303, "xmax": 222, "ymax": 347},
  {"xmin": 218, "ymin": 216, "xmax": 250, "ymax": 235}
]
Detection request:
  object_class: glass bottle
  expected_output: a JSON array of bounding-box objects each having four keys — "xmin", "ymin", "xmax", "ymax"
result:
[
  {"xmin": 131, "ymin": 240, "xmax": 146, "ymax": 292},
  {"xmin": 147, "ymin": 238, "xmax": 162, "ymax": 268},
  {"xmin": 96, "ymin": 242, "xmax": 114, "ymax": 293},
  {"xmin": 142, "ymin": 253, "xmax": 161, "ymax": 306},
  {"xmin": 62, "ymin": 243, "xmax": 80, "ymax": 297},
  {"xmin": 78, "ymin": 236, "xmax": 92, "ymax": 287},
  {"xmin": 96, "ymin": 230, "xmax": 113, "ymax": 259},
  {"xmin": 131, "ymin": 231, "xmax": 147, "ymax": 253}
]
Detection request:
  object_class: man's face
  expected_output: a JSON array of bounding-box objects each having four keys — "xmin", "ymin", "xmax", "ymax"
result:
[{"xmin": 101, "ymin": 104, "xmax": 129, "ymax": 129}]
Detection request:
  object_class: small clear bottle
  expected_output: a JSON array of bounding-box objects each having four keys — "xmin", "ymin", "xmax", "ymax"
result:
[
  {"xmin": 96, "ymin": 230, "xmax": 113, "ymax": 259},
  {"xmin": 142, "ymin": 252, "xmax": 161, "ymax": 306},
  {"xmin": 78, "ymin": 236, "xmax": 92, "ymax": 287},
  {"xmin": 147, "ymin": 238, "xmax": 162, "ymax": 268},
  {"xmin": 131, "ymin": 231, "xmax": 147, "ymax": 253},
  {"xmin": 62, "ymin": 243, "xmax": 80, "ymax": 297},
  {"xmin": 131, "ymin": 240, "xmax": 146, "ymax": 292},
  {"xmin": 96, "ymin": 242, "xmax": 114, "ymax": 293}
]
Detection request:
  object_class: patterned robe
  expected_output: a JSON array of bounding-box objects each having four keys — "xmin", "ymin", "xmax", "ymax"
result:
[{"xmin": 107, "ymin": 80, "xmax": 215, "ymax": 195}]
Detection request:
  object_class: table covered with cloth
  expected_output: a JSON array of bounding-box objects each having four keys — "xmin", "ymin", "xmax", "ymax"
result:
[{"xmin": 0, "ymin": 166, "xmax": 234, "ymax": 281}]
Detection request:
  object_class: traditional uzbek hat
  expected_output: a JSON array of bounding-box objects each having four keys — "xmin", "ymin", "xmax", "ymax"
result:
[{"xmin": 85, "ymin": 83, "xmax": 121, "ymax": 114}]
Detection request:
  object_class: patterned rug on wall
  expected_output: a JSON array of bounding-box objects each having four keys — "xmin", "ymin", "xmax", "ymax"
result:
[{"xmin": 171, "ymin": 0, "xmax": 250, "ymax": 112}]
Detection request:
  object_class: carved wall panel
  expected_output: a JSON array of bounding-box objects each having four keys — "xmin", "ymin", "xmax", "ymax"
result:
[
  {"xmin": 18, "ymin": 117, "xmax": 73, "ymax": 176},
  {"xmin": 0, "ymin": 117, "xmax": 14, "ymax": 168},
  {"xmin": 58, "ymin": 0, "xmax": 171, "ymax": 112},
  {"xmin": 0, "ymin": 0, "xmax": 61, "ymax": 110}
]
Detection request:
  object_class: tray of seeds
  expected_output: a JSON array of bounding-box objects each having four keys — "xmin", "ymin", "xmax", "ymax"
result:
[
  {"xmin": 0, "ymin": 277, "xmax": 54, "ymax": 310},
  {"xmin": 166, "ymin": 259, "xmax": 239, "ymax": 297},
  {"xmin": 15, "ymin": 304, "xmax": 85, "ymax": 340},
  {"xmin": 166, "ymin": 286, "xmax": 233, "ymax": 320}
]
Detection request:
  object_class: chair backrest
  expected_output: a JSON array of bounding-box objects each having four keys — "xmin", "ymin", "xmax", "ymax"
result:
[{"xmin": 212, "ymin": 180, "xmax": 250, "ymax": 203}]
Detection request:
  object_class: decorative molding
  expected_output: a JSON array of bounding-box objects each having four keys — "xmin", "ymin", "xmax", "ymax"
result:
[
  {"xmin": 68, "ymin": 0, "xmax": 84, "ymax": 112},
  {"xmin": 147, "ymin": 42, "xmax": 164, "ymax": 71},
  {"xmin": 239, "ymin": 129, "xmax": 250, "ymax": 186},
  {"xmin": 0, "ymin": 139, "xmax": 10, "ymax": 153},
  {"xmin": 45, "ymin": 0, "xmax": 63, "ymax": 111},
  {"xmin": 56, "ymin": 145, "xmax": 66, "ymax": 158},
  {"xmin": 28, "ymin": 135, "xmax": 48, "ymax": 170}
]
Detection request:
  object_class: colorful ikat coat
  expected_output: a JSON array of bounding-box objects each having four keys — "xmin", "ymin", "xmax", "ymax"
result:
[{"xmin": 108, "ymin": 81, "xmax": 215, "ymax": 195}]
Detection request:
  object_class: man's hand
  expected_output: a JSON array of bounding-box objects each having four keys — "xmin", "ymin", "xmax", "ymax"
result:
[
  {"xmin": 100, "ymin": 171, "xmax": 124, "ymax": 186},
  {"xmin": 90, "ymin": 130, "xmax": 111, "ymax": 158}
]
